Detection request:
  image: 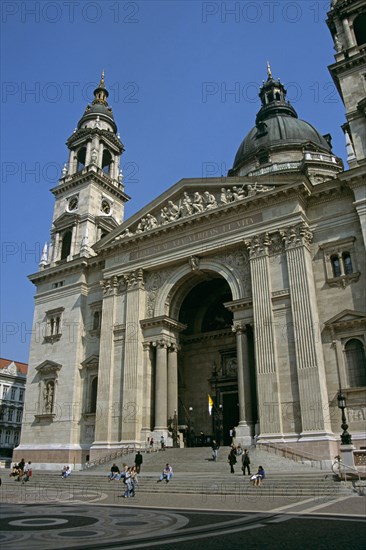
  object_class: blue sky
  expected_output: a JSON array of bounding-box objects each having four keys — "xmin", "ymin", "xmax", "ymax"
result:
[{"xmin": 1, "ymin": 0, "xmax": 345, "ymax": 362}]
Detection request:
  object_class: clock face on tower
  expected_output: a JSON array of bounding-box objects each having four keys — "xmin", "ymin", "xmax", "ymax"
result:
[
  {"xmin": 68, "ymin": 196, "xmax": 78, "ymax": 211},
  {"xmin": 101, "ymin": 199, "xmax": 111, "ymax": 215}
]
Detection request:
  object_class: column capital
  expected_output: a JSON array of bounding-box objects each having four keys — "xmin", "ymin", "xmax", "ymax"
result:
[
  {"xmin": 100, "ymin": 275, "xmax": 124, "ymax": 296},
  {"xmin": 168, "ymin": 343, "xmax": 180, "ymax": 353},
  {"xmin": 124, "ymin": 268, "xmax": 145, "ymax": 290},
  {"xmin": 244, "ymin": 232, "xmax": 271, "ymax": 258},
  {"xmin": 280, "ymin": 222, "xmax": 313, "ymax": 250},
  {"xmin": 232, "ymin": 321, "xmax": 247, "ymax": 335},
  {"xmin": 153, "ymin": 338, "xmax": 170, "ymax": 349}
]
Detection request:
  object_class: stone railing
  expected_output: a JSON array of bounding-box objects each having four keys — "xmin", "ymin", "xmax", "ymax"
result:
[{"xmin": 257, "ymin": 442, "xmax": 331, "ymax": 469}]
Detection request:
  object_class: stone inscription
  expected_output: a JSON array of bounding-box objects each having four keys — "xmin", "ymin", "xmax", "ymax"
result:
[{"xmin": 130, "ymin": 213, "xmax": 262, "ymax": 260}]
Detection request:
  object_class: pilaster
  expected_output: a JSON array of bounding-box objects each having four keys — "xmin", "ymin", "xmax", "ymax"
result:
[
  {"xmin": 245, "ymin": 232, "xmax": 283, "ymax": 437},
  {"xmin": 281, "ymin": 223, "xmax": 333, "ymax": 438}
]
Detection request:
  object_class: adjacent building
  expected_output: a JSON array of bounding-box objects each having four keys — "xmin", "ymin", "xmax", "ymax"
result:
[
  {"xmin": 0, "ymin": 358, "xmax": 27, "ymax": 464},
  {"xmin": 14, "ymin": 0, "xmax": 365, "ymax": 468}
]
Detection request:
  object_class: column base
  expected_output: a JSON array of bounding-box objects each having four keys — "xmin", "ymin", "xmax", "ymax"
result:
[
  {"xmin": 339, "ymin": 444, "xmax": 356, "ymax": 470},
  {"xmin": 235, "ymin": 424, "xmax": 253, "ymax": 447}
]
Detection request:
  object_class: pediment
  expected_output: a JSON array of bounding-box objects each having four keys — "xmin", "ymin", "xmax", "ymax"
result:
[
  {"xmin": 324, "ymin": 309, "xmax": 366, "ymax": 327},
  {"xmin": 80, "ymin": 355, "xmax": 99, "ymax": 369},
  {"xmin": 36, "ymin": 360, "xmax": 62, "ymax": 375},
  {"xmin": 96, "ymin": 175, "xmax": 301, "ymax": 250},
  {"xmin": 53, "ymin": 212, "xmax": 79, "ymax": 230},
  {"xmin": 1, "ymin": 361, "xmax": 18, "ymax": 376}
]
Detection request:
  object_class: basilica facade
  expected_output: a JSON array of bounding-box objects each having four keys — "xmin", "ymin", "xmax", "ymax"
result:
[{"xmin": 15, "ymin": 0, "xmax": 366, "ymax": 468}]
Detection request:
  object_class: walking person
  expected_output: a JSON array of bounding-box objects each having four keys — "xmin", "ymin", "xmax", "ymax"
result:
[
  {"xmin": 130, "ymin": 466, "xmax": 138, "ymax": 497},
  {"xmin": 211, "ymin": 440, "xmax": 219, "ymax": 461},
  {"xmin": 228, "ymin": 446, "xmax": 237, "ymax": 474},
  {"xmin": 123, "ymin": 467, "xmax": 132, "ymax": 497},
  {"xmin": 160, "ymin": 435, "xmax": 166, "ymax": 450},
  {"xmin": 134, "ymin": 451, "xmax": 143, "ymax": 473},
  {"xmin": 242, "ymin": 449, "xmax": 251, "ymax": 476},
  {"xmin": 22, "ymin": 461, "xmax": 32, "ymax": 483}
]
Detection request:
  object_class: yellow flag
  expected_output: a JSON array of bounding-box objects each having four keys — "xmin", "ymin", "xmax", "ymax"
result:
[{"xmin": 208, "ymin": 394, "xmax": 213, "ymax": 415}]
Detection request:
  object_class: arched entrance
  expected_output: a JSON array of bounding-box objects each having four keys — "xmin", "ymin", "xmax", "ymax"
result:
[{"xmin": 176, "ymin": 275, "xmax": 240, "ymax": 446}]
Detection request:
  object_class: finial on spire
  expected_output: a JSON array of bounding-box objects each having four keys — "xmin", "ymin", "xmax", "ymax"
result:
[
  {"xmin": 100, "ymin": 70, "xmax": 105, "ymax": 87},
  {"xmin": 267, "ymin": 61, "xmax": 273, "ymax": 79}
]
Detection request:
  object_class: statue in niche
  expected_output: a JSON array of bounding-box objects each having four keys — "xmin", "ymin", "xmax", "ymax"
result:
[
  {"xmin": 203, "ymin": 191, "xmax": 217, "ymax": 209},
  {"xmin": 192, "ymin": 192, "xmax": 204, "ymax": 213},
  {"xmin": 225, "ymin": 357, "xmax": 238, "ymax": 377},
  {"xmin": 43, "ymin": 382, "xmax": 54, "ymax": 413}
]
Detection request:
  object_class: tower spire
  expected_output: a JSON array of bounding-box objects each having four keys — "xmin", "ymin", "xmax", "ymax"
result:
[
  {"xmin": 100, "ymin": 69, "xmax": 105, "ymax": 87},
  {"xmin": 267, "ymin": 61, "xmax": 273, "ymax": 80}
]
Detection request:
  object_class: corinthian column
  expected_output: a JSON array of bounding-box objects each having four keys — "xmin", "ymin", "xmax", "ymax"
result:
[
  {"xmin": 281, "ymin": 223, "xmax": 333, "ymax": 437},
  {"xmin": 245, "ymin": 233, "xmax": 283, "ymax": 437},
  {"xmin": 154, "ymin": 339, "xmax": 168, "ymax": 430},
  {"xmin": 167, "ymin": 344, "xmax": 179, "ymax": 420},
  {"xmin": 93, "ymin": 276, "xmax": 119, "ymax": 444},
  {"xmin": 232, "ymin": 321, "xmax": 252, "ymax": 444}
]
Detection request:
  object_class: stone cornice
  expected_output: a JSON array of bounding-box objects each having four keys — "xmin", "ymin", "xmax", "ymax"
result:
[
  {"xmin": 140, "ymin": 315, "xmax": 186, "ymax": 333},
  {"xmin": 52, "ymin": 166, "xmax": 129, "ymax": 202},
  {"xmin": 180, "ymin": 328, "xmax": 234, "ymax": 344},
  {"xmin": 29, "ymin": 257, "xmax": 104, "ymax": 286},
  {"xmin": 224, "ymin": 298, "xmax": 253, "ymax": 312},
  {"xmin": 34, "ymin": 282, "xmax": 90, "ymax": 304}
]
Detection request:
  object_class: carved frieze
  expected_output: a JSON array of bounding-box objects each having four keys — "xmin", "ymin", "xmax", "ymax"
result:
[
  {"xmin": 113, "ymin": 183, "xmax": 274, "ymax": 242},
  {"xmin": 100, "ymin": 275, "xmax": 124, "ymax": 296},
  {"xmin": 145, "ymin": 269, "xmax": 173, "ymax": 317}
]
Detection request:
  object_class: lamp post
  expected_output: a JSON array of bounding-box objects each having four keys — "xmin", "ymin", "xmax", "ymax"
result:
[
  {"xmin": 337, "ymin": 391, "xmax": 352, "ymax": 445},
  {"xmin": 187, "ymin": 406, "xmax": 194, "ymax": 447}
]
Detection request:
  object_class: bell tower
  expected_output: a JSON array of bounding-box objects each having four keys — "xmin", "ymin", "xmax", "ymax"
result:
[
  {"xmin": 327, "ymin": 0, "xmax": 366, "ymax": 166},
  {"xmin": 44, "ymin": 72, "xmax": 129, "ymax": 267}
]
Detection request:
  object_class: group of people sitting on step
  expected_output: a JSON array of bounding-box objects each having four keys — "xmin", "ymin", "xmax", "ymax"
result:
[
  {"xmin": 107, "ymin": 451, "xmax": 173, "ymax": 497},
  {"xmin": 227, "ymin": 445, "xmax": 266, "ymax": 486},
  {"xmin": 9, "ymin": 458, "xmax": 32, "ymax": 483}
]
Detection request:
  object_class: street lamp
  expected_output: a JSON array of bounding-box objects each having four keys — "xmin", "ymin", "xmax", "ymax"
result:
[
  {"xmin": 187, "ymin": 407, "xmax": 194, "ymax": 447},
  {"xmin": 337, "ymin": 391, "xmax": 352, "ymax": 445}
]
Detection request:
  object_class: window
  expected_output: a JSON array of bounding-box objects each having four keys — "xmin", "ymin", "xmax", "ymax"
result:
[
  {"xmin": 5, "ymin": 430, "xmax": 10, "ymax": 444},
  {"xmin": 331, "ymin": 254, "xmax": 342, "ymax": 277},
  {"xmin": 10, "ymin": 387, "xmax": 16, "ymax": 401},
  {"xmin": 7, "ymin": 409, "xmax": 13, "ymax": 421},
  {"xmin": 2, "ymin": 386, "xmax": 9, "ymax": 399},
  {"xmin": 345, "ymin": 339, "xmax": 366, "ymax": 387},
  {"xmin": 19, "ymin": 389, "xmax": 24, "ymax": 402},
  {"xmin": 93, "ymin": 311, "xmax": 101, "ymax": 330},
  {"xmin": 61, "ymin": 230, "xmax": 72, "ymax": 260},
  {"xmin": 45, "ymin": 307, "xmax": 64, "ymax": 341},
  {"xmin": 353, "ymin": 13, "xmax": 366, "ymax": 46},
  {"xmin": 52, "ymin": 281, "xmax": 64, "ymax": 289},
  {"xmin": 16, "ymin": 410, "xmax": 22, "ymax": 423},
  {"xmin": 90, "ymin": 377, "xmax": 98, "ymax": 413},
  {"xmin": 343, "ymin": 252, "xmax": 353, "ymax": 275},
  {"xmin": 320, "ymin": 237, "xmax": 360, "ymax": 288},
  {"xmin": 77, "ymin": 147, "xmax": 86, "ymax": 172},
  {"xmin": 14, "ymin": 432, "xmax": 19, "ymax": 445},
  {"xmin": 102, "ymin": 149, "xmax": 112, "ymax": 175}
]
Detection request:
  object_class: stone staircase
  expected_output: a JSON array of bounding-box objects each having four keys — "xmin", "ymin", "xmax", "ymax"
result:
[{"xmin": 2, "ymin": 447, "xmax": 353, "ymax": 499}]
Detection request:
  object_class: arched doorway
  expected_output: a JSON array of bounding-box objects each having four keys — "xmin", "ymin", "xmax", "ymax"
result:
[{"xmin": 176, "ymin": 275, "xmax": 240, "ymax": 446}]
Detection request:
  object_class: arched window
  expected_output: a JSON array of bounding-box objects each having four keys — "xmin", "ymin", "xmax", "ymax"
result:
[
  {"xmin": 345, "ymin": 339, "xmax": 366, "ymax": 387},
  {"xmin": 61, "ymin": 231, "xmax": 72, "ymax": 260},
  {"xmin": 330, "ymin": 254, "xmax": 341, "ymax": 277},
  {"xmin": 77, "ymin": 147, "xmax": 86, "ymax": 172},
  {"xmin": 102, "ymin": 150, "xmax": 112, "ymax": 175},
  {"xmin": 90, "ymin": 377, "xmax": 98, "ymax": 413},
  {"xmin": 93, "ymin": 311, "xmax": 101, "ymax": 330},
  {"xmin": 353, "ymin": 13, "xmax": 366, "ymax": 46},
  {"xmin": 342, "ymin": 252, "xmax": 353, "ymax": 275}
]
